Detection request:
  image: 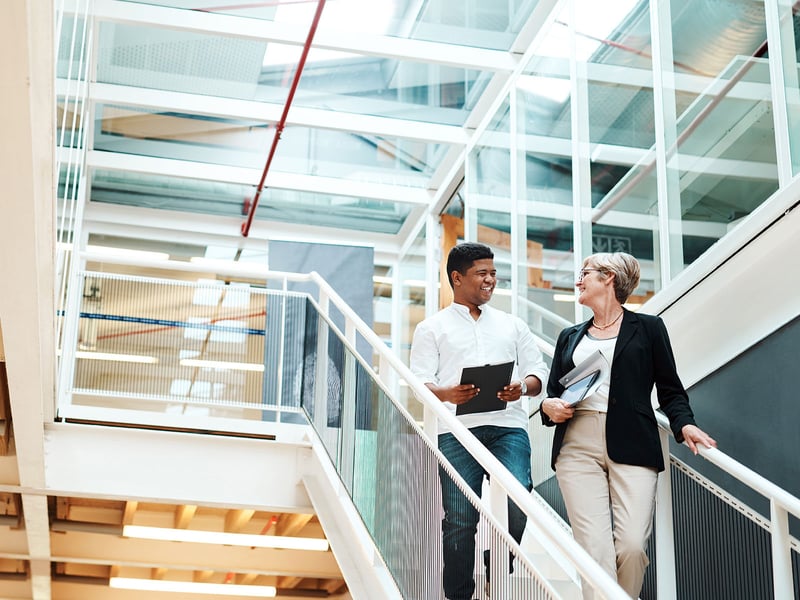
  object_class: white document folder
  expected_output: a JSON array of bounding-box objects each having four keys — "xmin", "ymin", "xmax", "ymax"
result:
[{"xmin": 558, "ymin": 349, "xmax": 610, "ymax": 401}]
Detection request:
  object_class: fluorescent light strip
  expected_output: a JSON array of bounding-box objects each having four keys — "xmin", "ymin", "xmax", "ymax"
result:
[
  {"xmin": 110, "ymin": 578, "xmax": 276, "ymax": 597},
  {"xmin": 123, "ymin": 525, "xmax": 329, "ymax": 552},
  {"xmin": 554, "ymin": 294, "xmax": 576, "ymax": 302},
  {"xmin": 86, "ymin": 244, "xmax": 170, "ymax": 261},
  {"xmin": 180, "ymin": 359, "xmax": 265, "ymax": 372},
  {"xmin": 75, "ymin": 351, "xmax": 159, "ymax": 364}
]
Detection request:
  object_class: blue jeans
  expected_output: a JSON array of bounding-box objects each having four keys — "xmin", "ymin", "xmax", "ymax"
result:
[{"xmin": 438, "ymin": 426, "xmax": 532, "ymax": 600}]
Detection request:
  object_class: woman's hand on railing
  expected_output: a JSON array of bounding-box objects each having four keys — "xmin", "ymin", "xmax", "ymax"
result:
[
  {"xmin": 680, "ymin": 424, "xmax": 717, "ymax": 455},
  {"xmin": 540, "ymin": 397, "xmax": 575, "ymax": 423}
]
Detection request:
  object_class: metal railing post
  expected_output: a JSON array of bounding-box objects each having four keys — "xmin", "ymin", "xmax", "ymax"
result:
[
  {"xmin": 769, "ymin": 500, "xmax": 793, "ymax": 599},
  {"xmin": 56, "ymin": 270, "xmax": 85, "ymax": 415},
  {"xmin": 313, "ymin": 291, "xmax": 330, "ymax": 434},
  {"xmin": 338, "ymin": 316, "xmax": 359, "ymax": 489},
  {"xmin": 488, "ymin": 477, "xmax": 510, "ymax": 598},
  {"xmin": 655, "ymin": 427, "xmax": 677, "ymax": 599}
]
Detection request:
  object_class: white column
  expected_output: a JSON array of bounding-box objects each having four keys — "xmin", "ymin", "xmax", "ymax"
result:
[
  {"xmin": 569, "ymin": 0, "xmax": 592, "ymax": 324},
  {"xmin": 765, "ymin": 0, "xmax": 800, "ymax": 182},
  {"xmin": 650, "ymin": 0, "xmax": 684, "ymax": 285}
]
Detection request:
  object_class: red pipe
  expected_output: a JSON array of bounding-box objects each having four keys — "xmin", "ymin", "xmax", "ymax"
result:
[{"xmin": 241, "ymin": 0, "xmax": 327, "ymax": 237}]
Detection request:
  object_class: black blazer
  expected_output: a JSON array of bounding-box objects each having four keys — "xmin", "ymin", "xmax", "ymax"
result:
[{"xmin": 541, "ymin": 309, "xmax": 695, "ymax": 472}]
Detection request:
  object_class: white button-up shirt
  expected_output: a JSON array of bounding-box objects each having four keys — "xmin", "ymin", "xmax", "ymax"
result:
[{"xmin": 410, "ymin": 302, "xmax": 549, "ymax": 434}]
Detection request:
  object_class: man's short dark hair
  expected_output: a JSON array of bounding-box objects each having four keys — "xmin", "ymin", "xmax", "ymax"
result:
[{"xmin": 446, "ymin": 242, "xmax": 493, "ymax": 289}]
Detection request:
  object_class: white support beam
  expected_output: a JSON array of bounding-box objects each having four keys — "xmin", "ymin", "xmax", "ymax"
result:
[
  {"xmin": 1, "ymin": 2, "xmax": 55, "ymax": 598},
  {"xmin": 21, "ymin": 494, "xmax": 52, "ymax": 600},
  {"xmin": 49, "ymin": 532, "xmax": 343, "ymax": 578},
  {"xmin": 83, "ymin": 150, "xmax": 434, "ymax": 205},
  {"xmin": 520, "ymin": 61, "xmax": 774, "ymax": 102},
  {"xmin": 84, "ymin": 0, "xmax": 516, "ymax": 72},
  {"xmin": 764, "ymin": 0, "xmax": 800, "ymax": 183},
  {"xmin": 80, "ymin": 203, "xmax": 403, "ymax": 266},
  {"xmin": 78, "ymin": 81, "xmax": 468, "ymax": 145},
  {"xmin": 462, "ymin": 194, "xmax": 727, "ymax": 240}
]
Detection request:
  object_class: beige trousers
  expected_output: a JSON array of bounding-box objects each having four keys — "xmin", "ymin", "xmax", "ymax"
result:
[{"xmin": 555, "ymin": 411, "xmax": 658, "ymax": 600}]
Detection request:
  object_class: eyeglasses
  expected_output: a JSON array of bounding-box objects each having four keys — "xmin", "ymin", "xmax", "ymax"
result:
[{"xmin": 577, "ymin": 268, "xmax": 603, "ymax": 281}]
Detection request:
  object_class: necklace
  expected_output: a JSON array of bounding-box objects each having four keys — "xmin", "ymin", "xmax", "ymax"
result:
[{"xmin": 592, "ymin": 310, "xmax": 623, "ymax": 330}]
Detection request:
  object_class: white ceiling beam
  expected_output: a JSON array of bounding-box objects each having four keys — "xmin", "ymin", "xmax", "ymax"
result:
[
  {"xmin": 519, "ymin": 61, "xmax": 773, "ymax": 101},
  {"xmin": 85, "ymin": 0, "xmax": 516, "ymax": 72},
  {"xmin": 76, "ymin": 81, "xmax": 468, "ymax": 145},
  {"xmin": 49, "ymin": 532, "xmax": 342, "ymax": 578},
  {"xmin": 81, "ymin": 203, "xmax": 402, "ymax": 267},
  {"xmin": 83, "ymin": 150, "xmax": 433, "ymax": 205},
  {"xmin": 469, "ymin": 194, "xmax": 728, "ymax": 239},
  {"xmin": 51, "ymin": 581, "xmax": 339, "ymax": 600}
]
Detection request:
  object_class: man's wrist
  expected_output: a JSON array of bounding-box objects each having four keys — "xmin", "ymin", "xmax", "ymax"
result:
[{"xmin": 520, "ymin": 378, "xmax": 528, "ymax": 396}]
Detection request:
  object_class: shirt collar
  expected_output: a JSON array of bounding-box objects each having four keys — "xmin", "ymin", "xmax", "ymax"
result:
[{"xmin": 449, "ymin": 302, "xmax": 483, "ymax": 320}]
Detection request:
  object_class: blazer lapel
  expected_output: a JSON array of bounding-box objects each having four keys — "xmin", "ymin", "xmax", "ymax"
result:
[
  {"xmin": 612, "ymin": 309, "xmax": 638, "ymax": 364},
  {"xmin": 563, "ymin": 320, "xmax": 593, "ymax": 369}
]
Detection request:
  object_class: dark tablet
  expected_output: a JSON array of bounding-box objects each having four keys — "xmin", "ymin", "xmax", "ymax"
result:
[
  {"xmin": 561, "ymin": 369, "xmax": 600, "ymax": 406},
  {"xmin": 456, "ymin": 361, "xmax": 514, "ymax": 415}
]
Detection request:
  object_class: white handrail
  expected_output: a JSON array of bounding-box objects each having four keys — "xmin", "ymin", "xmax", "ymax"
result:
[
  {"xmin": 306, "ymin": 272, "xmax": 630, "ymax": 600},
  {"xmin": 654, "ymin": 410, "xmax": 800, "ymax": 598},
  {"xmin": 654, "ymin": 412, "xmax": 800, "ymax": 517},
  {"xmin": 518, "ymin": 294, "xmax": 573, "ymax": 330}
]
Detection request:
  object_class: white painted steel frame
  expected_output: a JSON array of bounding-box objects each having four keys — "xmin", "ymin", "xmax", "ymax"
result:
[
  {"xmin": 80, "ymin": 203, "xmax": 401, "ymax": 268},
  {"xmin": 650, "ymin": 0, "xmax": 684, "ymax": 289},
  {"xmin": 764, "ymin": 0, "xmax": 800, "ymax": 182},
  {"xmin": 83, "ymin": 0, "xmax": 518, "ymax": 72},
  {"xmin": 81, "ymin": 81, "xmax": 469, "ymax": 145},
  {"xmin": 84, "ymin": 150, "xmax": 434, "ymax": 205},
  {"xmin": 568, "ymin": 0, "xmax": 592, "ymax": 325},
  {"xmin": 509, "ymin": 84, "xmax": 524, "ymax": 318}
]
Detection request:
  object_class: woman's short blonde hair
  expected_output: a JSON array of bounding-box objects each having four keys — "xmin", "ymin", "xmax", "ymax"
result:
[{"xmin": 583, "ymin": 252, "xmax": 641, "ymax": 304}]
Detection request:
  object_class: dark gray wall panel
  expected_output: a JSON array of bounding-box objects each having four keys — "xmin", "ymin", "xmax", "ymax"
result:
[{"xmin": 671, "ymin": 314, "xmax": 800, "ymax": 534}]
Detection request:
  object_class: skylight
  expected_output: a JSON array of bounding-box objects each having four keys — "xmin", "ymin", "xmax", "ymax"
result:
[{"xmin": 262, "ymin": 0, "xmax": 395, "ymax": 66}]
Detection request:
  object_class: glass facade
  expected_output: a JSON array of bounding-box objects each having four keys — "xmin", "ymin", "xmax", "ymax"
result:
[{"xmin": 56, "ymin": 0, "xmax": 800, "ymax": 351}]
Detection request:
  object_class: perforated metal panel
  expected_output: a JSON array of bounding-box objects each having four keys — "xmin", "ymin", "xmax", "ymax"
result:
[{"xmin": 96, "ymin": 22, "xmax": 267, "ymax": 99}]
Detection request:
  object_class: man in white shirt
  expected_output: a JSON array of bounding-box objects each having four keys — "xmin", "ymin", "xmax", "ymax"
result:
[{"xmin": 410, "ymin": 242, "xmax": 548, "ymax": 600}]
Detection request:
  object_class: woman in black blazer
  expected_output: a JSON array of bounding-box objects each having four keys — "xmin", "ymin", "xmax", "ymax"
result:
[{"xmin": 540, "ymin": 252, "xmax": 716, "ymax": 599}]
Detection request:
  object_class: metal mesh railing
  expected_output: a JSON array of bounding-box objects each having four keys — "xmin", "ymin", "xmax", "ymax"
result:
[
  {"xmin": 60, "ymin": 271, "xmax": 309, "ymax": 419},
  {"xmin": 301, "ymin": 315, "xmax": 560, "ymax": 599}
]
